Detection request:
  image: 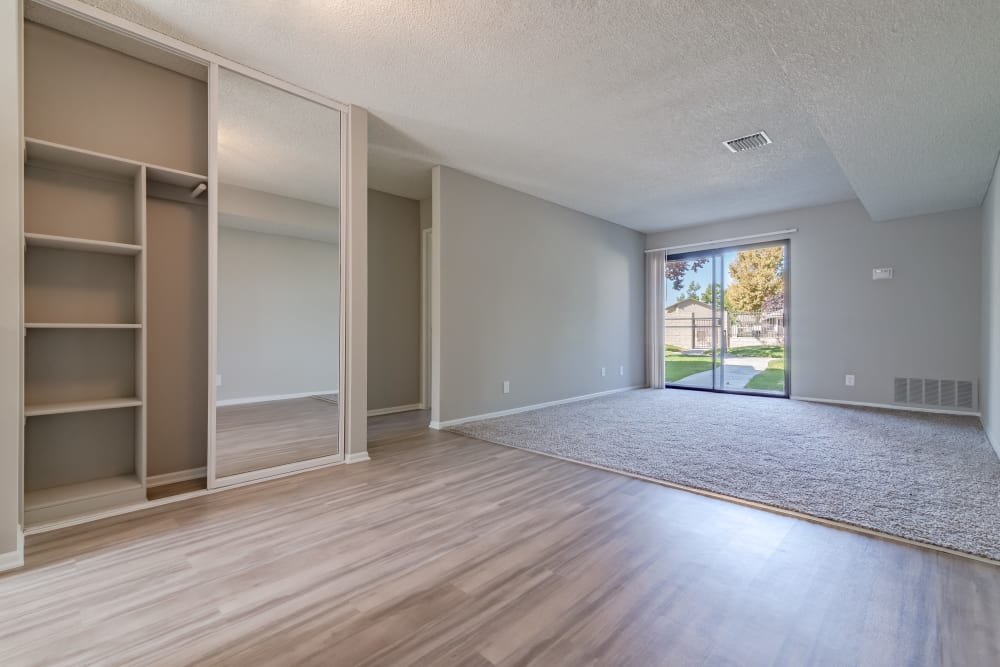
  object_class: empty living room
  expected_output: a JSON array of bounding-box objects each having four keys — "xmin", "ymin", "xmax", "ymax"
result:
[{"xmin": 2, "ymin": 1, "xmax": 1000, "ymax": 665}]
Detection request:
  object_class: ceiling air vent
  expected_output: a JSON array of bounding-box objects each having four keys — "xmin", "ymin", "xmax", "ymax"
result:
[{"xmin": 724, "ymin": 131, "xmax": 772, "ymax": 153}]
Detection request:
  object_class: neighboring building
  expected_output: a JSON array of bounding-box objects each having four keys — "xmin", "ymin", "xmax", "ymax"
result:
[
  {"xmin": 665, "ymin": 298, "xmax": 716, "ymax": 349},
  {"xmin": 665, "ymin": 297, "xmax": 785, "ymax": 350}
]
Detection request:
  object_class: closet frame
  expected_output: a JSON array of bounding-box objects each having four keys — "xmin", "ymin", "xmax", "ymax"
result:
[
  {"xmin": 18, "ymin": 0, "xmax": 363, "ymax": 534},
  {"xmin": 206, "ymin": 65, "xmax": 349, "ymax": 489}
]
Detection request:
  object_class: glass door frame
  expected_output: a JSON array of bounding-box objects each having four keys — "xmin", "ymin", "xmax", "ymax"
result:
[{"xmin": 665, "ymin": 239, "xmax": 790, "ymax": 398}]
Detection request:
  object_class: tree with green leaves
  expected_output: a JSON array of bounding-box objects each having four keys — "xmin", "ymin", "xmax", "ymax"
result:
[
  {"xmin": 685, "ymin": 281, "xmax": 701, "ymax": 301},
  {"xmin": 726, "ymin": 248, "xmax": 784, "ymax": 312},
  {"xmin": 699, "ymin": 282, "xmax": 733, "ymax": 311},
  {"xmin": 702, "ymin": 282, "xmax": 722, "ymax": 304}
]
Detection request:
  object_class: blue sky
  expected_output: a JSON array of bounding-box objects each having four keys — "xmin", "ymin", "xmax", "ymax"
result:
[{"xmin": 666, "ymin": 254, "xmax": 733, "ymax": 304}]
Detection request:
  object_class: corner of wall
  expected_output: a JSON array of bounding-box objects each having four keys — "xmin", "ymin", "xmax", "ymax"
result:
[
  {"xmin": 0, "ymin": 524, "xmax": 24, "ymax": 573},
  {"xmin": 429, "ymin": 166, "xmax": 442, "ymax": 426},
  {"xmin": 419, "ymin": 196, "xmax": 432, "ymax": 231},
  {"xmin": 981, "ymin": 151, "xmax": 1000, "ymax": 458},
  {"xmin": 344, "ymin": 105, "xmax": 368, "ymax": 459},
  {"xmin": 0, "ymin": 0, "xmax": 24, "ymax": 560}
]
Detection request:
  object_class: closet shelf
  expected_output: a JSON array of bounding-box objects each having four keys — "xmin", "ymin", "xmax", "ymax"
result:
[
  {"xmin": 25, "ymin": 323, "xmax": 142, "ymax": 329},
  {"xmin": 25, "ymin": 137, "xmax": 207, "ymax": 189},
  {"xmin": 147, "ymin": 164, "xmax": 208, "ymax": 189},
  {"xmin": 25, "ymin": 397, "xmax": 142, "ymax": 417},
  {"xmin": 25, "ymin": 233, "xmax": 142, "ymax": 255},
  {"xmin": 25, "ymin": 474, "xmax": 143, "ymax": 513},
  {"xmin": 25, "ymin": 137, "xmax": 139, "ymax": 179}
]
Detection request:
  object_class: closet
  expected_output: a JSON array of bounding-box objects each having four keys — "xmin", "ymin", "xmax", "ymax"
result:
[
  {"xmin": 21, "ymin": 13, "xmax": 209, "ymax": 526},
  {"xmin": 17, "ymin": 0, "xmax": 352, "ymax": 535}
]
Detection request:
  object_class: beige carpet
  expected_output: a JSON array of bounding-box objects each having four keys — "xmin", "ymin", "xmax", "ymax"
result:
[{"xmin": 451, "ymin": 389, "xmax": 1000, "ymax": 560}]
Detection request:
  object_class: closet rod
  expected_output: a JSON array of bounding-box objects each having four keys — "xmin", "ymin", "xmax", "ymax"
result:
[{"xmin": 644, "ymin": 228, "xmax": 797, "ymax": 254}]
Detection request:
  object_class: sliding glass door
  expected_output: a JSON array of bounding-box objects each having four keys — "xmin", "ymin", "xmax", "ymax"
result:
[{"xmin": 664, "ymin": 241, "xmax": 788, "ymax": 397}]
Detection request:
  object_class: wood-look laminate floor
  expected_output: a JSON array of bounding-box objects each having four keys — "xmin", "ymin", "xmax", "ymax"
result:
[
  {"xmin": 146, "ymin": 477, "xmax": 208, "ymax": 501},
  {"xmin": 2, "ymin": 414, "xmax": 998, "ymax": 666},
  {"xmin": 215, "ymin": 397, "xmax": 340, "ymax": 477}
]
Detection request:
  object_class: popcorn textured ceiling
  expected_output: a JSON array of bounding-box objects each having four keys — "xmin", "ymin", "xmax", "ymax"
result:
[{"xmin": 79, "ymin": 0, "xmax": 1000, "ymax": 231}]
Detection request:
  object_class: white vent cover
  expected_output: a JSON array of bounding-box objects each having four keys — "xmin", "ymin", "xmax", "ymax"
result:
[
  {"xmin": 723, "ymin": 131, "xmax": 772, "ymax": 153},
  {"xmin": 894, "ymin": 378, "xmax": 974, "ymax": 410}
]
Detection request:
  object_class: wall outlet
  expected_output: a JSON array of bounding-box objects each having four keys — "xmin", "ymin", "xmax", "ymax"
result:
[
  {"xmin": 845, "ymin": 374, "xmax": 855, "ymax": 387},
  {"xmin": 216, "ymin": 374, "xmax": 222, "ymax": 387},
  {"xmin": 601, "ymin": 367, "xmax": 606, "ymax": 377},
  {"xmin": 503, "ymin": 380, "xmax": 510, "ymax": 394},
  {"xmin": 619, "ymin": 365, "xmax": 624, "ymax": 376}
]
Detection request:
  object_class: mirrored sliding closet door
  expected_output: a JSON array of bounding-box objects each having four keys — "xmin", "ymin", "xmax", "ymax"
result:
[{"xmin": 212, "ymin": 67, "xmax": 343, "ymax": 484}]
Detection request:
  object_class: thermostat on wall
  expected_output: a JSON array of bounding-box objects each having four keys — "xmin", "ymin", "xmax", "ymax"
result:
[{"xmin": 872, "ymin": 267, "xmax": 893, "ymax": 280}]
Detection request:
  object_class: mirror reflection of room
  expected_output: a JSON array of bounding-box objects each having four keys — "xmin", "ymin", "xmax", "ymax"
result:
[{"xmin": 214, "ymin": 69, "xmax": 341, "ymax": 478}]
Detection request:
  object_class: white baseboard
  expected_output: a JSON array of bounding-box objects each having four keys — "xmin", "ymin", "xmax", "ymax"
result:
[
  {"xmin": 791, "ymin": 395, "xmax": 981, "ymax": 417},
  {"xmin": 0, "ymin": 524, "xmax": 24, "ymax": 573},
  {"xmin": 368, "ymin": 403, "xmax": 423, "ymax": 417},
  {"xmin": 147, "ymin": 467, "xmax": 207, "ymax": 487},
  {"xmin": 217, "ymin": 390, "xmax": 338, "ymax": 407},
  {"xmin": 431, "ymin": 385, "xmax": 644, "ymax": 429},
  {"xmin": 345, "ymin": 451, "xmax": 371, "ymax": 464}
]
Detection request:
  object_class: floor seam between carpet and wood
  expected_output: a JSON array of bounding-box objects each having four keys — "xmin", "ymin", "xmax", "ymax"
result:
[
  {"xmin": 449, "ymin": 389, "xmax": 1000, "ymax": 563},
  {"xmin": 448, "ymin": 428, "xmax": 999, "ymax": 566}
]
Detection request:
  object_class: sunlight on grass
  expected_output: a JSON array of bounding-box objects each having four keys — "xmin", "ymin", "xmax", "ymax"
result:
[
  {"xmin": 665, "ymin": 355, "xmax": 713, "ymax": 382},
  {"xmin": 745, "ymin": 358, "xmax": 785, "ymax": 392},
  {"xmin": 727, "ymin": 345, "xmax": 784, "ymax": 358}
]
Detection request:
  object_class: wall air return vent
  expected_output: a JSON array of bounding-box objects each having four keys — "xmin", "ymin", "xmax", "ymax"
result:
[
  {"xmin": 894, "ymin": 378, "xmax": 975, "ymax": 410},
  {"xmin": 723, "ymin": 131, "xmax": 772, "ymax": 153}
]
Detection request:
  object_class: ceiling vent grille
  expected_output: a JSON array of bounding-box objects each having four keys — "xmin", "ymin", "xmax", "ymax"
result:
[
  {"xmin": 723, "ymin": 131, "xmax": 772, "ymax": 153},
  {"xmin": 894, "ymin": 378, "xmax": 974, "ymax": 410}
]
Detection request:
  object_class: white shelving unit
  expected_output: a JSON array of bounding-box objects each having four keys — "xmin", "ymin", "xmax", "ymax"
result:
[
  {"xmin": 25, "ymin": 323, "xmax": 142, "ymax": 329},
  {"xmin": 25, "ymin": 137, "xmax": 207, "ymax": 189},
  {"xmin": 22, "ymin": 134, "xmax": 207, "ymax": 527},
  {"xmin": 24, "ymin": 397, "xmax": 144, "ymax": 418}
]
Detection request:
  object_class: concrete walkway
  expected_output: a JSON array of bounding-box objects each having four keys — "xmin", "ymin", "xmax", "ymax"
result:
[{"xmin": 672, "ymin": 356, "xmax": 773, "ymax": 390}]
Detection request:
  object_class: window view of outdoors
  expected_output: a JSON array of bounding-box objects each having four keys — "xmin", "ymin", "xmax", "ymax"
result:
[{"xmin": 664, "ymin": 246, "xmax": 786, "ymax": 394}]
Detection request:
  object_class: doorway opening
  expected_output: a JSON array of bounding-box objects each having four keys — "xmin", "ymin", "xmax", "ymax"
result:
[{"xmin": 664, "ymin": 240, "xmax": 789, "ymax": 397}]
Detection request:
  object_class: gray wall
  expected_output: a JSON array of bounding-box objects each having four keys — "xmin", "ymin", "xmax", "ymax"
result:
[
  {"xmin": 982, "ymin": 159, "xmax": 1000, "ymax": 455},
  {"xmin": 0, "ymin": 1, "xmax": 21, "ymax": 556},
  {"xmin": 368, "ymin": 189, "xmax": 421, "ymax": 411},
  {"xmin": 220, "ymin": 183, "xmax": 339, "ymax": 243},
  {"xmin": 217, "ymin": 185, "xmax": 423, "ymax": 412},
  {"xmin": 432, "ymin": 166, "xmax": 645, "ymax": 424},
  {"xmin": 646, "ymin": 200, "xmax": 982, "ymax": 408},
  {"xmin": 217, "ymin": 227, "xmax": 339, "ymax": 401}
]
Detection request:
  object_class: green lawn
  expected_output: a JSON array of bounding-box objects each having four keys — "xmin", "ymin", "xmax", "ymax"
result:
[
  {"xmin": 721, "ymin": 345, "xmax": 785, "ymax": 358},
  {"xmin": 664, "ymin": 355, "xmax": 714, "ymax": 382},
  {"xmin": 663, "ymin": 344, "xmax": 785, "ymax": 388},
  {"xmin": 676, "ymin": 345, "xmax": 784, "ymax": 358},
  {"xmin": 745, "ymin": 358, "xmax": 786, "ymax": 392}
]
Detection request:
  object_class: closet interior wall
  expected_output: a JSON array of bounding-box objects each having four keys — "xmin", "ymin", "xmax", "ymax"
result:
[{"xmin": 21, "ymin": 17, "xmax": 209, "ymax": 526}]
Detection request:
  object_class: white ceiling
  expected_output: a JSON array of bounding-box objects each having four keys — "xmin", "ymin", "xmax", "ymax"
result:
[
  {"xmin": 81, "ymin": 0, "xmax": 1000, "ymax": 232},
  {"xmin": 218, "ymin": 68, "xmax": 341, "ymax": 208}
]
